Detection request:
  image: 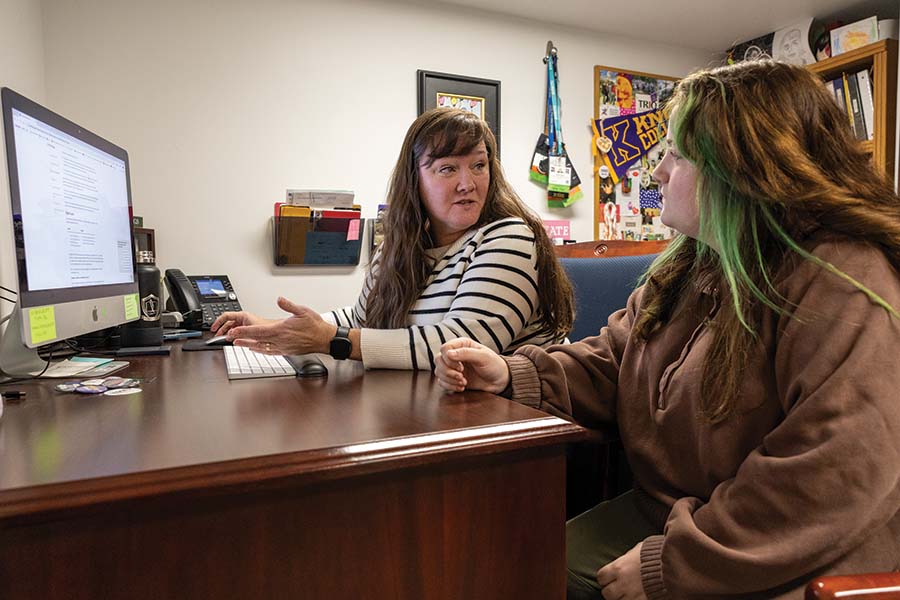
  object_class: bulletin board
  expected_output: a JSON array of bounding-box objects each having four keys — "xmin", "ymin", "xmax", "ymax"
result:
[{"xmin": 593, "ymin": 66, "xmax": 678, "ymax": 241}]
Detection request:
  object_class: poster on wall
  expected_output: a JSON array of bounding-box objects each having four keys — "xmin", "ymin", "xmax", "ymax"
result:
[
  {"xmin": 726, "ymin": 32, "xmax": 774, "ymax": 64},
  {"xmin": 592, "ymin": 66, "xmax": 677, "ymax": 241}
]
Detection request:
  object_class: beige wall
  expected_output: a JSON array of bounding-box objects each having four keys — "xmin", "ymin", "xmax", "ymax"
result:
[
  {"xmin": 0, "ymin": 0, "xmax": 45, "ymax": 326},
  {"xmin": 16, "ymin": 0, "xmax": 711, "ymax": 316}
]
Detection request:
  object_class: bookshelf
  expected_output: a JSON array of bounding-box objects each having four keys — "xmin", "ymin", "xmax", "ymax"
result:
[{"xmin": 807, "ymin": 39, "xmax": 898, "ymax": 184}]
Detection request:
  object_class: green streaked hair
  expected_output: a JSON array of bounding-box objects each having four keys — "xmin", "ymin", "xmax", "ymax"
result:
[{"xmin": 633, "ymin": 60, "xmax": 900, "ymax": 422}]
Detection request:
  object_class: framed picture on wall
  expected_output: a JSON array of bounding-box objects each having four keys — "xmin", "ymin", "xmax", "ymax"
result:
[{"xmin": 417, "ymin": 70, "xmax": 501, "ymax": 156}]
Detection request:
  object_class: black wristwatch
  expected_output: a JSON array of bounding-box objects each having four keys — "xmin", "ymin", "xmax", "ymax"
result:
[{"xmin": 329, "ymin": 325, "xmax": 352, "ymax": 360}]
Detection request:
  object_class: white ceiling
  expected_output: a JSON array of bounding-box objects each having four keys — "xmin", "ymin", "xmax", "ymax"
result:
[{"xmin": 415, "ymin": 0, "xmax": 899, "ymax": 52}]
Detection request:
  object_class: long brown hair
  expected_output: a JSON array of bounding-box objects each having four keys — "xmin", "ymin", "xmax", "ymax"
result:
[
  {"xmin": 633, "ymin": 60, "xmax": 900, "ymax": 422},
  {"xmin": 365, "ymin": 108, "xmax": 574, "ymax": 340}
]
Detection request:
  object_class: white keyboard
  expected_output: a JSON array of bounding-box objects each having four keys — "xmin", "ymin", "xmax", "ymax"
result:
[{"xmin": 223, "ymin": 345, "xmax": 296, "ymax": 380}]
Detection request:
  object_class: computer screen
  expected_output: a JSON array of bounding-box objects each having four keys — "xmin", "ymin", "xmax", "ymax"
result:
[{"xmin": 1, "ymin": 87, "xmax": 139, "ymax": 373}]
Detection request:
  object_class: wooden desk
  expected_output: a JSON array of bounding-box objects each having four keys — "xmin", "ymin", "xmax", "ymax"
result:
[{"xmin": 0, "ymin": 346, "xmax": 583, "ymax": 599}]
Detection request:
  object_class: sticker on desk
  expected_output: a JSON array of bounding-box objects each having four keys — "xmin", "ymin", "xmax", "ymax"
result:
[
  {"xmin": 105, "ymin": 388, "xmax": 142, "ymax": 396},
  {"xmin": 75, "ymin": 384, "xmax": 107, "ymax": 394},
  {"xmin": 124, "ymin": 293, "xmax": 140, "ymax": 320},
  {"xmin": 28, "ymin": 306, "xmax": 57, "ymax": 344},
  {"xmin": 347, "ymin": 218, "xmax": 360, "ymax": 241},
  {"xmin": 101, "ymin": 377, "xmax": 136, "ymax": 389}
]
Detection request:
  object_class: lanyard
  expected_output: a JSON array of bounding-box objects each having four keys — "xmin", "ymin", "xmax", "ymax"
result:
[
  {"xmin": 546, "ymin": 54, "xmax": 564, "ymax": 156},
  {"xmin": 534, "ymin": 41, "xmax": 582, "ymax": 208}
]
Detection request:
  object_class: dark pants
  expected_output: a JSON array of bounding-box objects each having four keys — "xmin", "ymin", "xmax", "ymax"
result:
[{"xmin": 566, "ymin": 490, "xmax": 662, "ymax": 599}]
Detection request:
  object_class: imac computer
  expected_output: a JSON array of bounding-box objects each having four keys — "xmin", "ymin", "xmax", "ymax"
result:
[{"xmin": 0, "ymin": 87, "xmax": 139, "ymax": 377}]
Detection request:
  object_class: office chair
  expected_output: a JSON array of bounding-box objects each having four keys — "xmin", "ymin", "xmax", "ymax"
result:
[
  {"xmin": 560, "ymin": 254, "xmax": 658, "ymax": 341},
  {"xmin": 559, "ymin": 253, "xmax": 658, "ymax": 517}
]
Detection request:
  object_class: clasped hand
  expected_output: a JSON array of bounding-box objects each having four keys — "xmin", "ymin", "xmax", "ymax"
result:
[
  {"xmin": 435, "ymin": 338, "xmax": 510, "ymax": 394},
  {"xmin": 210, "ymin": 296, "xmax": 336, "ymax": 356}
]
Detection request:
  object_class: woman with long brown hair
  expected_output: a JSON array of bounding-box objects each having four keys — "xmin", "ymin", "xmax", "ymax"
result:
[
  {"xmin": 213, "ymin": 108, "xmax": 574, "ymax": 369},
  {"xmin": 435, "ymin": 60, "xmax": 900, "ymax": 599}
]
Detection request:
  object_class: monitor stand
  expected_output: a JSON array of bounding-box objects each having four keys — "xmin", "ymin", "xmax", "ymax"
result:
[{"xmin": 0, "ymin": 305, "xmax": 45, "ymax": 377}]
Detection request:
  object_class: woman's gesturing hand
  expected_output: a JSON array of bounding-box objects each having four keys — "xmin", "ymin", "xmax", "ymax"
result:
[
  {"xmin": 210, "ymin": 310, "xmax": 272, "ymax": 336},
  {"xmin": 225, "ymin": 297, "xmax": 336, "ymax": 356}
]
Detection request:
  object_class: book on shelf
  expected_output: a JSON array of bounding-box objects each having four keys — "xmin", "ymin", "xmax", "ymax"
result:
[
  {"xmin": 828, "ymin": 77, "xmax": 847, "ymax": 113},
  {"xmin": 840, "ymin": 74, "xmax": 854, "ymax": 133},
  {"xmin": 829, "ymin": 78, "xmax": 847, "ymax": 117},
  {"xmin": 843, "ymin": 73, "xmax": 868, "ymax": 142},
  {"xmin": 855, "ymin": 68, "xmax": 875, "ymax": 141}
]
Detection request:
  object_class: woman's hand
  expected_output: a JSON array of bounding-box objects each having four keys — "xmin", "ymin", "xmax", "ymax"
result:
[
  {"xmin": 596, "ymin": 542, "xmax": 647, "ymax": 600},
  {"xmin": 210, "ymin": 310, "xmax": 273, "ymax": 336},
  {"xmin": 435, "ymin": 338, "xmax": 510, "ymax": 394},
  {"xmin": 225, "ymin": 297, "xmax": 336, "ymax": 356}
]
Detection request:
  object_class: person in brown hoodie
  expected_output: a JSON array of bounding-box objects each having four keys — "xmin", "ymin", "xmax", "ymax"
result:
[{"xmin": 434, "ymin": 60, "xmax": 900, "ymax": 599}]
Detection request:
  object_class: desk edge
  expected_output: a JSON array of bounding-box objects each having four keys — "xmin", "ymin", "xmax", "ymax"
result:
[{"xmin": 0, "ymin": 417, "xmax": 586, "ymax": 519}]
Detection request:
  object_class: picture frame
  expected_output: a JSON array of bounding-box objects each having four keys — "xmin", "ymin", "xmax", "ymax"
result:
[{"xmin": 417, "ymin": 70, "xmax": 501, "ymax": 156}]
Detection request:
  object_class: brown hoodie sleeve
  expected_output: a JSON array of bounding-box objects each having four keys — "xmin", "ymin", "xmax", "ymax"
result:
[
  {"xmin": 656, "ymin": 241, "xmax": 900, "ymax": 596},
  {"xmin": 504, "ymin": 285, "xmax": 642, "ymax": 427}
]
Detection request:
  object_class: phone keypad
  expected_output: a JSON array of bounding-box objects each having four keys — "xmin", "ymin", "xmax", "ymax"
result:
[{"xmin": 202, "ymin": 301, "xmax": 242, "ymax": 327}]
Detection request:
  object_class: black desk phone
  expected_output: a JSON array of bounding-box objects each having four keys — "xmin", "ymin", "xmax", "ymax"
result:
[{"xmin": 164, "ymin": 269, "xmax": 243, "ymax": 330}]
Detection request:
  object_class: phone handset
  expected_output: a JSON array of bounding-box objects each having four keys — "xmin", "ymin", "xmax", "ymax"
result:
[{"xmin": 164, "ymin": 269, "xmax": 203, "ymax": 327}]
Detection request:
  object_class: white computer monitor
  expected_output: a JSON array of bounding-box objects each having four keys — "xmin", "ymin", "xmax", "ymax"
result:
[{"xmin": 0, "ymin": 87, "xmax": 139, "ymax": 375}]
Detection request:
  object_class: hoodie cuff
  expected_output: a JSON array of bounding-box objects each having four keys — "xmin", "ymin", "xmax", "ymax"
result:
[
  {"xmin": 640, "ymin": 535, "xmax": 668, "ymax": 600},
  {"xmin": 502, "ymin": 354, "xmax": 542, "ymax": 408}
]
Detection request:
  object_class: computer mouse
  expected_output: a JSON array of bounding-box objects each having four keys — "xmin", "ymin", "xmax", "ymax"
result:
[
  {"xmin": 295, "ymin": 356, "xmax": 328, "ymax": 378},
  {"xmin": 204, "ymin": 335, "xmax": 232, "ymax": 347}
]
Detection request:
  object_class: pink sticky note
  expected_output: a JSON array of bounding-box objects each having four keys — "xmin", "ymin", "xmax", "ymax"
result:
[{"xmin": 347, "ymin": 219, "xmax": 360, "ymax": 241}]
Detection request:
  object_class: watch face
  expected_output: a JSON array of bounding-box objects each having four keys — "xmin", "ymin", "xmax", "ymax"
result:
[{"xmin": 330, "ymin": 329, "xmax": 352, "ymax": 360}]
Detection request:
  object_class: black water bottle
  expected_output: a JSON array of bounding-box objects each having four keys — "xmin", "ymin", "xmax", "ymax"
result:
[{"xmin": 121, "ymin": 251, "xmax": 164, "ymax": 347}]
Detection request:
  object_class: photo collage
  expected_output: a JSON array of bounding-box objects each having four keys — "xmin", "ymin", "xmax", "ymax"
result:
[{"xmin": 594, "ymin": 68, "xmax": 677, "ymax": 241}]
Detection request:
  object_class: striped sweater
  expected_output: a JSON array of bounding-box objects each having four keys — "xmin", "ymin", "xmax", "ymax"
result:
[{"xmin": 326, "ymin": 217, "xmax": 562, "ymax": 370}]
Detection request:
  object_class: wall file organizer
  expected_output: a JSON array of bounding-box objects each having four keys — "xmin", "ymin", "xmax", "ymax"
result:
[{"xmin": 272, "ymin": 214, "xmax": 364, "ymax": 266}]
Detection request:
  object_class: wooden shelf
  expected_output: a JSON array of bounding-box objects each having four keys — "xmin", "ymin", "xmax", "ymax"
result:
[
  {"xmin": 807, "ymin": 39, "xmax": 898, "ymax": 182},
  {"xmin": 808, "ymin": 39, "xmax": 892, "ymax": 76}
]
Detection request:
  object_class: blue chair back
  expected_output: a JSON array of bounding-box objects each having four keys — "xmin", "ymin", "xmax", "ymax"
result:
[{"xmin": 561, "ymin": 254, "xmax": 658, "ymax": 341}]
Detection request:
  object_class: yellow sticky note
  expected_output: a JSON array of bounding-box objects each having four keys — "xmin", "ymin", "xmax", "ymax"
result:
[
  {"xmin": 124, "ymin": 293, "xmax": 139, "ymax": 320},
  {"xmin": 28, "ymin": 306, "xmax": 57, "ymax": 344}
]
